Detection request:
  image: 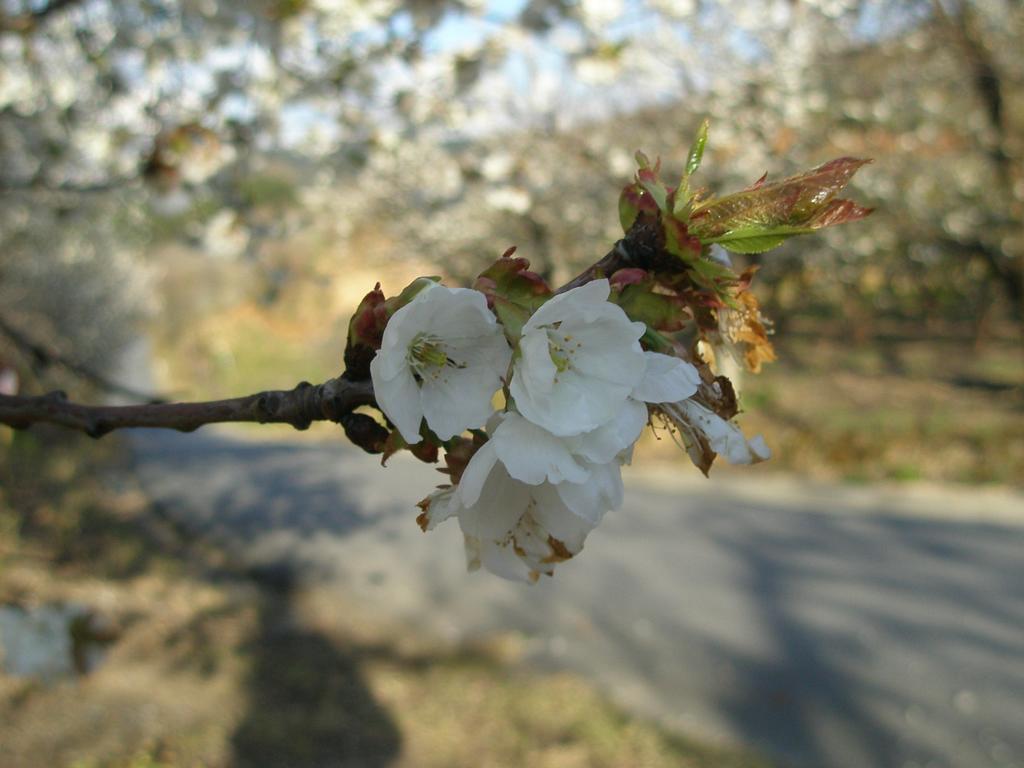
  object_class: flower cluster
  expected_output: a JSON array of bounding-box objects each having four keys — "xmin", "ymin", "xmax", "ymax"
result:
[
  {"xmin": 368, "ymin": 277, "xmax": 766, "ymax": 582},
  {"xmin": 347, "ymin": 132, "xmax": 869, "ymax": 582}
]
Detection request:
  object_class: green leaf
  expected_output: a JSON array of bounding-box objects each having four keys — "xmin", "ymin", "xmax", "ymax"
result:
[
  {"xmin": 685, "ymin": 118, "xmax": 709, "ymax": 177},
  {"xmin": 390, "ymin": 276, "xmax": 441, "ymax": 308},
  {"xmin": 637, "ymin": 167, "xmax": 668, "ymax": 213},
  {"xmin": 619, "ymin": 178, "xmax": 661, "ymax": 233},
  {"xmin": 641, "ymin": 328, "xmax": 675, "ymax": 354},
  {"xmin": 715, "ymin": 235, "xmax": 788, "ymax": 254},
  {"xmin": 691, "ymin": 255, "xmax": 739, "ymax": 285},
  {"xmin": 675, "ymin": 119, "xmax": 709, "ymax": 215},
  {"xmin": 611, "ymin": 282, "xmax": 688, "ymax": 333},
  {"xmin": 705, "ymin": 225, "xmax": 815, "ymax": 254},
  {"xmin": 618, "ymin": 185, "xmax": 641, "ymax": 232},
  {"xmin": 491, "ymin": 301, "xmax": 532, "ymax": 343}
]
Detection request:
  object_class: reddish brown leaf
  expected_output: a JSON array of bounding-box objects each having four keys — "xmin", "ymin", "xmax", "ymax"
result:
[
  {"xmin": 344, "ymin": 283, "xmax": 388, "ymax": 379},
  {"xmin": 689, "ymin": 157, "xmax": 872, "ymax": 239},
  {"xmin": 806, "ymin": 198, "xmax": 875, "ymax": 229},
  {"xmin": 609, "ymin": 268, "xmax": 648, "ymax": 287}
]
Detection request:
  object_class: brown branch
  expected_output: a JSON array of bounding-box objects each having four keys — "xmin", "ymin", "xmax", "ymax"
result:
[
  {"xmin": 556, "ymin": 243, "xmax": 629, "ymax": 295},
  {"xmin": 0, "ymin": 376, "xmax": 375, "ymax": 439},
  {"xmin": 557, "ymin": 219, "xmax": 667, "ymax": 296}
]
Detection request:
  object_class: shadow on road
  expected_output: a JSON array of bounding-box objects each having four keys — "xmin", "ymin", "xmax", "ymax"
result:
[
  {"xmin": 129, "ymin": 429, "xmax": 384, "ymax": 545},
  {"xmin": 679, "ymin": 502, "xmax": 1024, "ymax": 768},
  {"xmin": 230, "ymin": 572, "xmax": 402, "ymax": 768}
]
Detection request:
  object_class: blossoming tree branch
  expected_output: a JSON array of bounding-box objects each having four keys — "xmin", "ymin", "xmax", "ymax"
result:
[{"xmin": 0, "ymin": 124, "xmax": 872, "ymax": 581}]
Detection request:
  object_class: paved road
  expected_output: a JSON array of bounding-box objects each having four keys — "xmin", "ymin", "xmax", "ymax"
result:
[{"xmin": 127, "ymin": 428, "xmax": 1024, "ymax": 768}]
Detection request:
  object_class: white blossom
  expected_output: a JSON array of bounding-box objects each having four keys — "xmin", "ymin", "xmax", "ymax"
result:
[
  {"xmin": 660, "ymin": 399, "xmax": 771, "ymax": 465},
  {"xmin": 631, "ymin": 350, "xmax": 702, "ymax": 404},
  {"xmin": 468, "ymin": 412, "xmax": 627, "ymax": 515},
  {"xmin": 455, "ymin": 445, "xmax": 615, "ymax": 581},
  {"xmin": 370, "ymin": 283, "xmax": 512, "ymax": 443},
  {"xmin": 415, "ymin": 486, "xmax": 458, "ymax": 531},
  {"xmin": 463, "ymin": 491, "xmax": 594, "ymax": 582},
  {"xmin": 418, "ymin": 411, "xmax": 628, "ymax": 581},
  {"xmin": 549, "ymin": 350, "xmax": 700, "ymax": 464},
  {"xmin": 509, "ymin": 279, "xmax": 647, "ymax": 437},
  {"xmin": 632, "ymin": 350, "xmax": 766, "ymax": 466},
  {"xmin": 404, "ymin": 283, "xmax": 756, "ymax": 582}
]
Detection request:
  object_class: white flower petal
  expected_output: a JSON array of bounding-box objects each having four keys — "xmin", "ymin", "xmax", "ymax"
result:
[
  {"xmin": 420, "ymin": 367, "xmax": 497, "ymax": 440},
  {"xmin": 457, "ymin": 448, "xmax": 531, "ymax": 540},
  {"xmin": 447, "ymin": 333, "xmax": 512, "ymax": 374},
  {"xmin": 509, "ymin": 513, "xmax": 559, "ymax": 574},
  {"xmin": 554, "ymin": 461, "xmax": 623, "ymax": 523},
  {"xmin": 530, "ymin": 485, "xmax": 595, "ymax": 553},
  {"xmin": 456, "ymin": 441, "xmax": 500, "ymax": 508},
  {"xmin": 680, "ymin": 400, "xmax": 770, "ymax": 465},
  {"xmin": 427, "ymin": 287, "xmax": 493, "ymax": 337},
  {"xmin": 369, "ymin": 362, "xmax": 423, "ymax": 443},
  {"xmin": 370, "ymin": 284, "xmax": 511, "ymax": 444},
  {"xmin": 567, "ymin": 398, "xmax": 647, "ymax": 464},
  {"xmin": 618, "ymin": 442, "xmax": 636, "ymax": 466},
  {"xmin": 513, "ymin": 330, "xmax": 557, "ymax": 395},
  {"xmin": 524, "ymin": 278, "xmax": 611, "ymax": 330},
  {"xmin": 464, "ymin": 534, "xmax": 482, "ymax": 572},
  {"xmin": 747, "ymin": 435, "xmax": 771, "ymax": 461},
  {"xmin": 470, "ymin": 536, "xmax": 534, "ymax": 582},
  {"xmin": 380, "ymin": 281, "xmax": 444, "ymax": 346},
  {"xmin": 632, "ymin": 352, "xmax": 701, "ymax": 403},
  {"xmin": 417, "ymin": 487, "xmax": 459, "ymax": 531},
  {"xmin": 491, "ymin": 412, "xmax": 590, "ymax": 486},
  {"xmin": 512, "ymin": 369, "xmax": 618, "ymax": 436},
  {"xmin": 510, "ymin": 279, "xmax": 648, "ymax": 437},
  {"xmin": 563, "ymin": 319, "xmax": 646, "ymax": 386},
  {"xmin": 372, "ymin": 344, "xmax": 409, "ymax": 381}
]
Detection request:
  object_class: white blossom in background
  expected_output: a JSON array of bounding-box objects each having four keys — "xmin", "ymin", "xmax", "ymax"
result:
[
  {"xmin": 484, "ymin": 186, "xmax": 532, "ymax": 214},
  {"xmin": 370, "ymin": 283, "xmax": 511, "ymax": 443},
  {"xmin": 202, "ymin": 209, "xmax": 250, "ymax": 260},
  {"xmin": 509, "ymin": 279, "xmax": 647, "ymax": 436}
]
